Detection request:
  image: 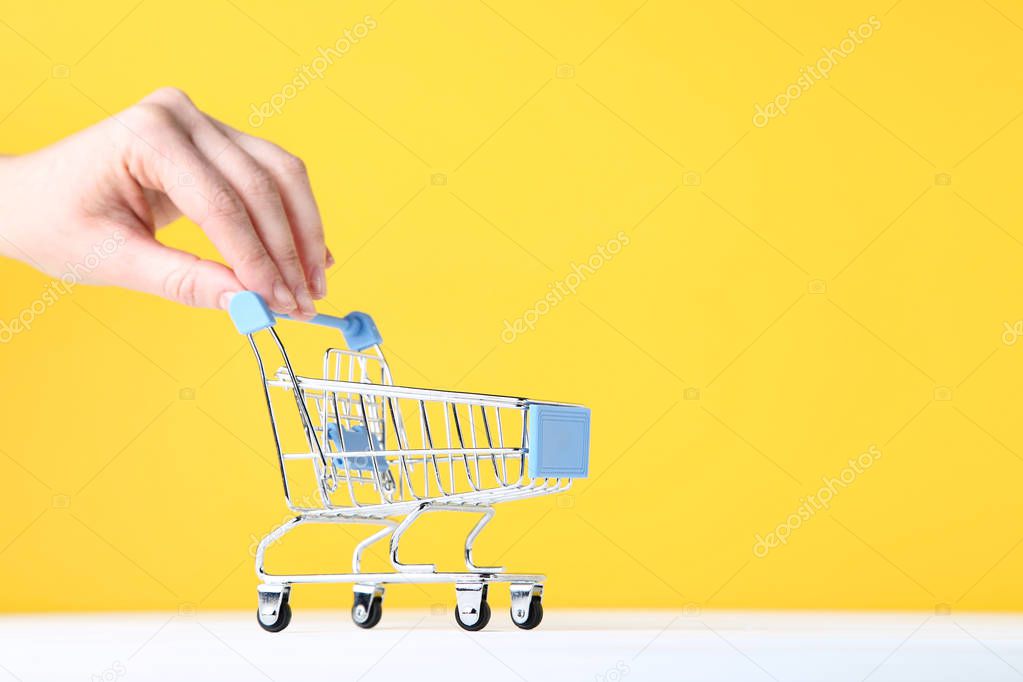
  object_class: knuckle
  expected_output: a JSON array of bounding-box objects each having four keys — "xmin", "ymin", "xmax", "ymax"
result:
[
  {"xmin": 208, "ymin": 186, "xmax": 247, "ymax": 221},
  {"xmin": 277, "ymin": 248, "xmax": 304, "ymax": 272},
  {"xmin": 242, "ymin": 168, "xmax": 279, "ymax": 201},
  {"xmin": 235, "ymin": 245, "xmax": 273, "ymax": 273},
  {"xmin": 146, "ymin": 86, "xmax": 194, "ymax": 109},
  {"xmin": 128, "ymin": 102, "xmax": 178, "ymax": 136},
  {"xmin": 162, "ymin": 260, "xmax": 201, "ymax": 307},
  {"xmin": 275, "ymin": 151, "xmax": 307, "ymax": 178}
]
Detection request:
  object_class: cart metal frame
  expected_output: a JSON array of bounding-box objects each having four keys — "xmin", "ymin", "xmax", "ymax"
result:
[{"xmin": 230, "ymin": 292, "xmax": 590, "ymax": 631}]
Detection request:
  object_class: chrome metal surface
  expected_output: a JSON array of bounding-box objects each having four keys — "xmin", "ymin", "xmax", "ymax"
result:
[
  {"xmin": 256, "ymin": 584, "xmax": 289, "ymax": 624},
  {"xmin": 352, "ymin": 583, "xmax": 384, "ymax": 624},
  {"xmin": 510, "ymin": 582, "xmax": 543, "ymax": 625},
  {"xmin": 454, "ymin": 583, "xmax": 486, "ymax": 627}
]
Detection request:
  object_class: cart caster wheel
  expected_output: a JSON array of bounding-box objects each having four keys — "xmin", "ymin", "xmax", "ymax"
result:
[
  {"xmin": 455, "ymin": 599, "xmax": 491, "ymax": 631},
  {"xmin": 511, "ymin": 597, "xmax": 543, "ymax": 630},
  {"xmin": 352, "ymin": 596, "xmax": 383, "ymax": 629},
  {"xmin": 257, "ymin": 601, "xmax": 292, "ymax": 633}
]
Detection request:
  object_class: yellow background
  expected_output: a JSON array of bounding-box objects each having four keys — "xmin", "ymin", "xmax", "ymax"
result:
[{"xmin": 2, "ymin": 0, "xmax": 1023, "ymax": 614}]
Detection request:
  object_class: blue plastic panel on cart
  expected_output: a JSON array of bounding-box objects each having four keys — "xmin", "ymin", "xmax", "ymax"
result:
[
  {"xmin": 527, "ymin": 404, "xmax": 590, "ymax": 478},
  {"xmin": 326, "ymin": 423, "xmax": 388, "ymax": 472}
]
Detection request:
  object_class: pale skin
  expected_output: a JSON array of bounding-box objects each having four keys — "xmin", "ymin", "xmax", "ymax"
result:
[{"xmin": 0, "ymin": 87, "xmax": 330, "ymax": 318}]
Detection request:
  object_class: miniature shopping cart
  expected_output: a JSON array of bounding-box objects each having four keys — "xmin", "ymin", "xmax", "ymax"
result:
[{"xmin": 229, "ymin": 292, "xmax": 590, "ymax": 632}]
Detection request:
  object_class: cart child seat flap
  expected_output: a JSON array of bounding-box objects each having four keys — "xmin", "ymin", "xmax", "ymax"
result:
[{"xmin": 326, "ymin": 423, "xmax": 388, "ymax": 472}]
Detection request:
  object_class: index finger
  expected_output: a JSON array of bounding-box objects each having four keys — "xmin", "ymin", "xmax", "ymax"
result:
[
  {"xmin": 123, "ymin": 105, "xmax": 298, "ymax": 313},
  {"xmin": 208, "ymin": 117, "xmax": 328, "ymax": 299}
]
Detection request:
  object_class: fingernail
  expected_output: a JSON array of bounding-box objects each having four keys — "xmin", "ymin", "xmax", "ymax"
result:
[
  {"xmin": 218, "ymin": 291, "xmax": 237, "ymax": 311},
  {"xmin": 296, "ymin": 286, "xmax": 316, "ymax": 317},
  {"xmin": 273, "ymin": 279, "xmax": 298, "ymax": 311},
  {"xmin": 325, "ymin": 248, "xmax": 335, "ymax": 267},
  {"xmin": 310, "ymin": 267, "xmax": 326, "ymax": 299}
]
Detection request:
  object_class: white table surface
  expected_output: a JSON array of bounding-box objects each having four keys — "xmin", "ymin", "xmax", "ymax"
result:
[{"xmin": 1, "ymin": 609, "xmax": 1021, "ymax": 681}]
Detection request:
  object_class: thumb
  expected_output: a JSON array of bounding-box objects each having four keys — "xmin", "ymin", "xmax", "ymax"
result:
[{"xmin": 109, "ymin": 234, "xmax": 243, "ymax": 309}]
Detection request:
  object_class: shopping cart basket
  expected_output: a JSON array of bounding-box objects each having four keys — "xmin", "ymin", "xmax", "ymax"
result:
[{"xmin": 229, "ymin": 292, "xmax": 590, "ymax": 632}]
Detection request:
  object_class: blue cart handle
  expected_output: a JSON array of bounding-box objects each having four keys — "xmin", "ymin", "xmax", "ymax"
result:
[{"xmin": 228, "ymin": 291, "xmax": 382, "ymax": 351}]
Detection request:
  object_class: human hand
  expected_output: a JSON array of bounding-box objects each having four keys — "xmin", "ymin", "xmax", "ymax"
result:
[{"xmin": 0, "ymin": 87, "xmax": 330, "ymax": 317}]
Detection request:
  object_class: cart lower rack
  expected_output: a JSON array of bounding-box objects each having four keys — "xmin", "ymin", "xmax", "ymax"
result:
[{"xmin": 230, "ymin": 292, "xmax": 590, "ymax": 631}]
